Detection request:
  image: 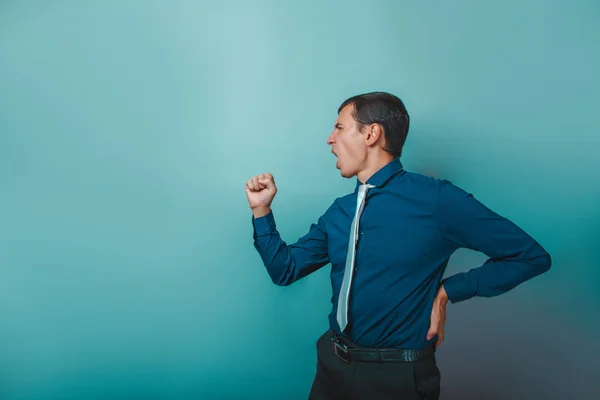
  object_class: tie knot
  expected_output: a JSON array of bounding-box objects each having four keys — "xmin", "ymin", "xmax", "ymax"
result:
[{"xmin": 358, "ymin": 184, "xmax": 375, "ymax": 195}]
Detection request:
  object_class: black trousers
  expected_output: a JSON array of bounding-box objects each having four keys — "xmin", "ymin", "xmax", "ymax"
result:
[{"xmin": 308, "ymin": 330, "xmax": 441, "ymax": 400}]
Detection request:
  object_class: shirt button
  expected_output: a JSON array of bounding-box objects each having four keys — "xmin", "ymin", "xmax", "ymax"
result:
[{"xmin": 354, "ymin": 266, "xmax": 359, "ymax": 271}]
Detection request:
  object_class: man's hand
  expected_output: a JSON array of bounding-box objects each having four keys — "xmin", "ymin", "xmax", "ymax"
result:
[
  {"xmin": 426, "ymin": 284, "xmax": 449, "ymax": 349},
  {"xmin": 245, "ymin": 173, "xmax": 277, "ymax": 217}
]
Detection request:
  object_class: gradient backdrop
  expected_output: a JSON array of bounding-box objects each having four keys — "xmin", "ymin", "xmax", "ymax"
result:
[{"xmin": 1, "ymin": 1, "xmax": 599, "ymax": 399}]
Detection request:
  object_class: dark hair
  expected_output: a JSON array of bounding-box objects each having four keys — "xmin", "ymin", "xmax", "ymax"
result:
[{"xmin": 338, "ymin": 91, "xmax": 410, "ymax": 158}]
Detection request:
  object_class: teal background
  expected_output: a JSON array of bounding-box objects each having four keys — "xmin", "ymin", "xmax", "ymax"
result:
[{"xmin": 1, "ymin": 1, "xmax": 598, "ymax": 399}]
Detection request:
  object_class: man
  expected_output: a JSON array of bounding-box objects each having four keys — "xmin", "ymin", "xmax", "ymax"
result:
[{"xmin": 245, "ymin": 92, "xmax": 551, "ymax": 399}]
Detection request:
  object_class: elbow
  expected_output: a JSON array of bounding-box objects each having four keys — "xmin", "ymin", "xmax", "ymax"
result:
[
  {"xmin": 531, "ymin": 252, "xmax": 552, "ymax": 276},
  {"xmin": 270, "ymin": 271, "xmax": 294, "ymax": 286},
  {"xmin": 541, "ymin": 253, "xmax": 552, "ymax": 273},
  {"xmin": 255, "ymin": 247, "xmax": 295, "ymax": 286},
  {"xmin": 265, "ymin": 262, "xmax": 296, "ymax": 287}
]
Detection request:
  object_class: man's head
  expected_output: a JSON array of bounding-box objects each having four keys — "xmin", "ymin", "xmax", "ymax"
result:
[{"xmin": 327, "ymin": 91, "xmax": 410, "ymax": 179}]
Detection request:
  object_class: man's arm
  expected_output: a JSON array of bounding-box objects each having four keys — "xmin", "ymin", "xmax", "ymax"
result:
[
  {"xmin": 252, "ymin": 209, "xmax": 329, "ymax": 286},
  {"xmin": 246, "ymin": 173, "xmax": 329, "ymax": 286},
  {"xmin": 437, "ymin": 180, "xmax": 552, "ymax": 303}
]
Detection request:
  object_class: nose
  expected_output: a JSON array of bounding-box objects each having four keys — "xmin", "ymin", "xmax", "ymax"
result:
[{"xmin": 327, "ymin": 130, "xmax": 335, "ymax": 145}]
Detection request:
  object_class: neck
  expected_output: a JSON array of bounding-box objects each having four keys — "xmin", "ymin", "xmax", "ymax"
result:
[{"xmin": 357, "ymin": 153, "xmax": 395, "ymax": 183}]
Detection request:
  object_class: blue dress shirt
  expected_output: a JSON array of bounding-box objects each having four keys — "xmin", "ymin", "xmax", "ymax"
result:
[{"xmin": 251, "ymin": 158, "xmax": 551, "ymax": 349}]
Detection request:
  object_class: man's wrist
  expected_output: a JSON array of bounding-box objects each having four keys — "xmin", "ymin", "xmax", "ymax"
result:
[
  {"xmin": 439, "ymin": 284, "xmax": 449, "ymax": 304},
  {"xmin": 252, "ymin": 206, "xmax": 271, "ymax": 218}
]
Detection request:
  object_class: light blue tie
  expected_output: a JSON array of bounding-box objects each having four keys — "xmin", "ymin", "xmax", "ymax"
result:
[{"xmin": 337, "ymin": 183, "xmax": 375, "ymax": 332}]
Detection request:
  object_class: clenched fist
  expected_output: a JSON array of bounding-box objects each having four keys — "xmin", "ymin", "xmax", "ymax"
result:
[{"xmin": 245, "ymin": 173, "xmax": 277, "ymax": 218}]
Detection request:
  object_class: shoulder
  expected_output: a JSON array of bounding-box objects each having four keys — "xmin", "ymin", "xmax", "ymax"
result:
[
  {"xmin": 310, "ymin": 192, "xmax": 349, "ymax": 226},
  {"xmin": 397, "ymin": 170, "xmax": 456, "ymax": 198},
  {"xmin": 394, "ymin": 170, "xmax": 478, "ymax": 212},
  {"xmin": 329, "ymin": 191, "xmax": 353, "ymax": 213},
  {"xmin": 319, "ymin": 189, "xmax": 359, "ymax": 221},
  {"xmin": 404, "ymin": 170, "xmax": 470, "ymax": 193}
]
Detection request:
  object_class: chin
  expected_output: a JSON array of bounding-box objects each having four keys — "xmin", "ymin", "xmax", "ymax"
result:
[
  {"xmin": 336, "ymin": 160, "xmax": 355, "ymax": 178},
  {"xmin": 339, "ymin": 169, "xmax": 355, "ymax": 179}
]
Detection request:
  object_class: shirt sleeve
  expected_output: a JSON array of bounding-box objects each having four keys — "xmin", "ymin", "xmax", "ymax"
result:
[
  {"xmin": 437, "ymin": 180, "xmax": 552, "ymax": 303},
  {"xmin": 252, "ymin": 209, "xmax": 330, "ymax": 286}
]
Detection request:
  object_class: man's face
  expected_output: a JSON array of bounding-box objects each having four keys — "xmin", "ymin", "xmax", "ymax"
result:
[{"xmin": 327, "ymin": 104, "xmax": 368, "ymax": 178}]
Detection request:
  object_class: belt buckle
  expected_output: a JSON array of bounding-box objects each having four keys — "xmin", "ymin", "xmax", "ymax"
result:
[{"xmin": 331, "ymin": 338, "xmax": 350, "ymax": 363}]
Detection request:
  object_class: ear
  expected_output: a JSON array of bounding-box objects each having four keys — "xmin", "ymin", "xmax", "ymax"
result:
[{"xmin": 365, "ymin": 123, "xmax": 383, "ymax": 145}]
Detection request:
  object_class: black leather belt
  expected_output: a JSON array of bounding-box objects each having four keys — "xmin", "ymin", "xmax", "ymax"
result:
[{"xmin": 330, "ymin": 332, "xmax": 435, "ymax": 363}]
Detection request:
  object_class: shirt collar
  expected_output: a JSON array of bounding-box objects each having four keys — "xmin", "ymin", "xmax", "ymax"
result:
[{"xmin": 355, "ymin": 158, "xmax": 404, "ymax": 190}]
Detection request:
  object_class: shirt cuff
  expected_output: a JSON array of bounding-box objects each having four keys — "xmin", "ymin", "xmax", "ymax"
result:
[
  {"xmin": 252, "ymin": 210, "xmax": 276, "ymax": 236},
  {"xmin": 442, "ymin": 272, "xmax": 477, "ymax": 303}
]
